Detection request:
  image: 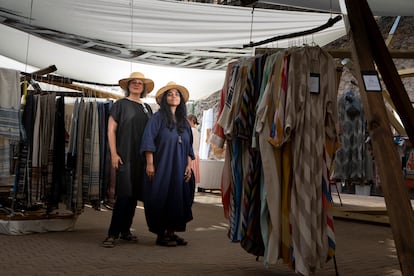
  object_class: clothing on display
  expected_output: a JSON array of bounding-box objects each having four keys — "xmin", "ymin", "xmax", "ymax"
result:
[
  {"xmin": 0, "ymin": 68, "xmax": 117, "ymax": 233},
  {"xmin": 211, "ymin": 46, "xmax": 339, "ymax": 275}
]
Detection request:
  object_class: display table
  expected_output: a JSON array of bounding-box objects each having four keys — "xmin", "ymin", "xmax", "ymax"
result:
[{"xmin": 198, "ymin": 159, "xmax": 224, "ymax": 191}]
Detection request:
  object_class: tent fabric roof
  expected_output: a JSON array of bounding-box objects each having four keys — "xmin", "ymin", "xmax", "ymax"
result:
[
  {"xmin": 1, "ymin": 0, "xmax": 395, "ymax": 100},
  {"xmin": 258, "ymin": 0, "xmax": 414, "ymax": 16}
]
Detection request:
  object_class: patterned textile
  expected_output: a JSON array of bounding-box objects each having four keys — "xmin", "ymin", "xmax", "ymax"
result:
[
  {"xmin": 283, "ymin": 47, "xmax": 338, "ymax": 275},
  {"xmin": 266, "ymin": 52, "xmax": 293, "ymax": 265},
  {"xmin": 74, "ymin": 99, "xmax": 86, "ymax": 214},
  {"xmin": 323, "ymin": 135, "xmax": 340, "ymax": 260},
  {"xmin": 15, "ymin": 95, "xmax": 37, "ymax": 203},
  {"xmin": 82, "ymin": 102, "xmax": 100, "ymax": 205},
  {"xmin": 210, "ymin": 61, "xmax": 238, "ymax": 149},
  {"xmin": 215, "ymin": 60, "xmax": 245, "ymax": 241},
  {"xmin": 211, "ymin": 46, "xmax": 339, "ymax": 275},
  {"xmin": 236, "ymin": 54, "xmax": 265, "ymax": 256},
  {"xmin": 30, "ymin": 93, "xmax": 56, "ymax": 206},
  {"xmin": 333, "ymin": 92, "xmax": 366, "ymax": 180},
  {"xmin": 0, "ymin": 68, "xmax": 20, "ymax": 139},
  {"xmin": 254, "ymin": 51, "xmax": 285, "ymax": 265},
  {"xmin": 66, "ymin": 99, "xmax": 80, "ymax": 211},
  {"xmin": 0, "ymin": 136, "xmax": 15, "ymax": 185},
  {"xmin": 211, "ymin": 61, "xmax": 237, "ymax": 219}
]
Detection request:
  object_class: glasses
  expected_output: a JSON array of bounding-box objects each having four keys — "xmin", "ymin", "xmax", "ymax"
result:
[
  {"xmin": 166, "ymin": 91, "xmax": 181, "ymax": 97},
  {"xmin": 130, "ymin": 81, "xmax": 144, "ymax": 86}
]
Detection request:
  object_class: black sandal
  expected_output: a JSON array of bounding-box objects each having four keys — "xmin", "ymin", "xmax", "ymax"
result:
[
  {"xmin": 172, "ymin": 234, "xmax": 188, "ymax": 246},
  {"xmin": 120, "ymin": 233, "xmax": 138, "ymax": 243},
  {"xmin": 102, "ymin": 236, "xmax": 116, "ymax": 248},
  {"xmin": 156, "ymin": 235, "xmax": 176, "ymax": 247}
]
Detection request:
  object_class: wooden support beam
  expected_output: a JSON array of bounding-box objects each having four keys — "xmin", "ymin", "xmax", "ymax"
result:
[
  {"xmin": 345, "ymin": 0, "xmax": 414, "ymax": 274},
  {"xmin": 28, "ymin": 74, "xmax": 121, "ymax": 100},
  {"xmin": 20, "ymin": 65, "xmax": 57, "ymax": 82},
  {"xmin": 332, "ymin": 207, "xmax": 390, "ymax": 225},
  {"xmin": 399, "ymin": 68, "xmax": 414, "ymax": 78},
  {"xmin": 382, "ymin": 91, "xmax": 407, "ymax": 135},
  {"xmin": 257, "ymin": 48, "xmax": 414, "ymax": 59},
  {"xmin": 324, "ymin": 48, "xmax": 414, "ymax": 59}
]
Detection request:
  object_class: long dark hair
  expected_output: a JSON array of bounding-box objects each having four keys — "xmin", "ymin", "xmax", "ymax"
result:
[{"xmin": 159, "ymin": 91, "xmax": 188, "ymax": 133}]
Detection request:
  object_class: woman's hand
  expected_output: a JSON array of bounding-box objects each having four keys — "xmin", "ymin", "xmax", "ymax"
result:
[
  {"xmin": 184, "ymin": 166, "xmax": 192, "ymax": 182},
  {"xmin": 111, "ymin": 154, "xmax": 123, "ymax": 169},
  {"xmin": 146, "ymin": 163, "xmax": 155, "ymax": 181}
]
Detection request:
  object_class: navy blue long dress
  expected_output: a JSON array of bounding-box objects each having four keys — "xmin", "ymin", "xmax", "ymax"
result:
[{"xmin": 140, "ymin": 111, "xmax": 195, "ymax": 235}]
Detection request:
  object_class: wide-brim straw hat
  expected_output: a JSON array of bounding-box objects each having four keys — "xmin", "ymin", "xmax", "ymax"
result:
[
  {"xmin": 155, "ymin": 81, "xmax": 189, "ymax": 104},
  {"xmin": 118, "ymin": 72, "xmax": 154, "ymax": 93}
]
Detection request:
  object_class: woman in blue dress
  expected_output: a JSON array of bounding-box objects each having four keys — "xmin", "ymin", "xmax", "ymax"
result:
[{"xmin": 140, "ymin": 81, "xmax": 195, "ymax": 247}]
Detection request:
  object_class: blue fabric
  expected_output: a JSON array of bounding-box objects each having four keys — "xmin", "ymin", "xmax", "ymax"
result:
[{"xmin": 140, "ymin": 112, "xmax": 194, "ymax": 235}]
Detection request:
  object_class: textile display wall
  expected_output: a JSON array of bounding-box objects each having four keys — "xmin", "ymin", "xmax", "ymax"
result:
[
  {"xmin": 333, "ymin": 91, "xmax": 375, "ymax": 187},
  {"xmin": 210, "ymin": 46, "xmax": 339, "ymax": 275},
  {"xmin": 0, "ymin": 67, "xmax": 115, "ymax": 217},
  {"xmin": 0, "ymin": 68, "xmax": 20, "ymax": 186}
]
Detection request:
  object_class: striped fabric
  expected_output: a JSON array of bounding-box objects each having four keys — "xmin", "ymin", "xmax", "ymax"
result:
[
  {"xmin": 323, "ymin": 135, "xmax": 339, "ymax": 260},
  {"xmin": 0, "ymin": 136, "xmax": 15, "ymax": 185},
  {"xmin": 254, "ymin": 51, "xmax": 285, "ymax": 265},
  {"xmin": 207, "ymin": 46, "xmax": 340, "ymax": 275},
  {"xmin": 284, "ymin": 47, "xmax": 338, "ymax": 275},
  {"xmin": 0, "ymin": 68, "xmax": 20, "ymax": 139},
  {"xmin": 237, "ymin": 55, "xmax": 265, "ymax": 257},
  {"xmin": 265, "ymin": 53, "xmax": 293, "ymax": 266},
  {"xmin": 74, "ymin": 99, "xmax": 86, "ymax": 214},
  {"xmin": 81, "ymin": 102, "xmax": 100, "ymax": 205},
  {"xmin": 0, "ymin": 107, "xmax": 20, "ymax": 139}
]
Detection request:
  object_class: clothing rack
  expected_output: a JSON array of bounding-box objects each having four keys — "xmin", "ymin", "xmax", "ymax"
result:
[
  {"xmin": 243, "ymin": 14, "xmax": 342, "ymax": 48},
  {"xmin": 20, "ymin": 65, "xmax": 121, "ymax": 100},
  {"xmin": 27, "ymin": 90, "xmax": 83, "ymax": 97}
]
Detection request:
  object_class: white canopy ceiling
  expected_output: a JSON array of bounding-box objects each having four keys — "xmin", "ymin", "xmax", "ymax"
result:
[
  {"xmin": 258, "ymin": 0, "xmax": 414, "ymax": 16},
  {"xmin": 0, "ymin": 0, "xmax": 369, "ymax": 99}
]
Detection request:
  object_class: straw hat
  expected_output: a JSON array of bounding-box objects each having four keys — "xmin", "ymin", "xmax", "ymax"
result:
[
  {"xmin": 155, "ymin": 81, "xmax": 189, "ymax": 104},
  {"xmin": 118, "ymin": 72, "xmax": 154, "ymax": 93}
]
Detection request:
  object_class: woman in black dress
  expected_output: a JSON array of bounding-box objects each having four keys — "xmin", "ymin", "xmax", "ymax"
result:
[{"xmin": 102, "ymin": 72, "xmax": 154, "ymax": 248}]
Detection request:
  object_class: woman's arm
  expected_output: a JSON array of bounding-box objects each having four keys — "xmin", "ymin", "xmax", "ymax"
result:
[
  {"xmin": 145, "ymin": 151, "xmax": 155, "ymax": 181},
  {"xmin": 108, "ymin": 116, "xmax": 122, "ymax": 169},
  {"xmin": 184, "ymin": 156, "xmax": 192, "ymax": 182}
]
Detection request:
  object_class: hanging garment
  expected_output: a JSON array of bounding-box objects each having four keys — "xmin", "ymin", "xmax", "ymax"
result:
[
  {"xmin": 282, "ymin": 47, "xmax": 338, "ymax": 275},
  {"xmin": 264, "ymin": 52, "xmax": 295, "ymax": 265},
  {"xmin": 97, "ymin": 101, "xmax": 113, "ymax": 206},
  {"xmin": 0, "ymin": 68, "xmax": 20, "ymax": 139},
  {"xmin": 334, "ymin": 92, "xmax": 366, "ymax": 180},
  {"xmin": 235, "ymin": 54, "xmax": 266, "ymax": 257},
  {"xmin": 82, "ymin": 101, "xmax": 100, "ymax": 206},
  {"xmin": 30, "ymin": 93, "xmax": 56, "ymax": 206},
  {"xmin": 50, "ymin": 96, "xmax": 66, "ymax": 208},
  {"xmin": 215, "ymin": 59, "xmax": 246, "ymax": 242},
  {"xmin": 210, "ymin": 61, "xmax": 238, "ymax": 219},
  {"xmin": 254, "ymin": 50, "xmax": 285, "ymax": 265}
]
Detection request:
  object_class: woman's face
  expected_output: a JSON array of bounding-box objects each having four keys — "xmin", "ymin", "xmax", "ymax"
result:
[
  {"xmin": 128, "ymin": 79, "xmax": 145, "ymax": 95},
  {"xmin": 166, "ymin": 88, "xmax": 181, "ymax": 106}
]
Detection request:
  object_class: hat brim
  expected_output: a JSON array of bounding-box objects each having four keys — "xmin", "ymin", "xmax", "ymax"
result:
[
  {"xmin": 119, "ymin": 78, "xmax": 154, "ymax": 94},
  {"xmin": 155, "ymin": 84, "xmax": 189, "ymax": 104}
]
